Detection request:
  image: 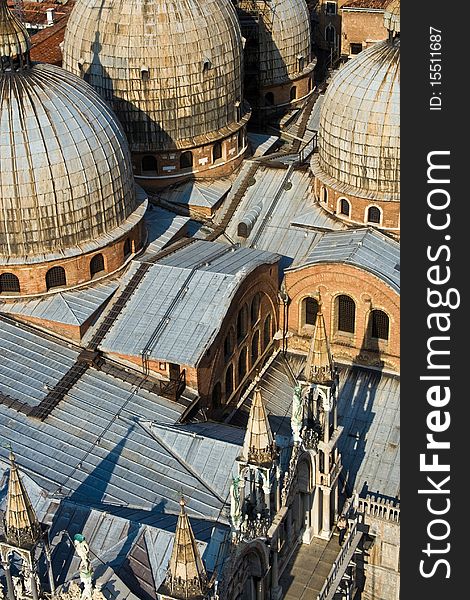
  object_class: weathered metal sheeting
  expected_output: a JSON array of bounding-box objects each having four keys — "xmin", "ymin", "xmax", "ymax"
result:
[
  {"xmin": 100, "ymin": 241, "xmax": 279, "ymax": 366},
  {"xmin": 0, "ymin": 319, "xmax": 230, "ymax": 519},
  {"xmin": 143, "ymin": 421, "xmax": 243, "ymax": 498},
  {"xmin": 139, "ymin": 206, "xmax": 190, "ymax": 261},
  {"xmin": 294, "ymin": 228, "xmax": 400, "ymax": 293},
  {"xmin": 225, "ymin": 167, "xmax": 342, "ymax": 266},
  {"xmin": 337, "ymin": 366, "xmax": 400, "ymax": 500},
  {"xmin": 62, "ymin": 0, "xmax": 245, "ymax": 152},
  {"xmin": 0, "ymin": 64, "xmax": 141, "ymax": 261},
  {"xmin": 313, "ymin": 38, "xmax": 400, "ymax": 199},
  {"xmin": 0, "ymin": 317, "xmax": 80, "ymax": 406},
  {"xmin": 156, "ymin": 179, "xmax": 232, "ymax": 210},
  {"xmin": 237, "ymin": 0, "xmax": 314, "ymax": 86},
  {"xmin": 0, "ymin": 279, "xmax": 119, "ymax": 326}
]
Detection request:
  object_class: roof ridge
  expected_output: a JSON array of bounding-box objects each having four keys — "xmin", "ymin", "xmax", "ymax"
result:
[{"xmin": 137, "ymin": 421, "xmax": 228, "ymax": 508}]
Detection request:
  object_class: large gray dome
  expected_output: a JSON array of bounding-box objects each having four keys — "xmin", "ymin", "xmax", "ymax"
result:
[
  {"xmin": 259, "ymin": 0, "xmax": 313, "ymax": 87},
  {"xmin": 62, "ymin": 0, "xmax": 245, "ymax": 153},
  {"xmin": 0, "ymin": 63, "xmax": 140, "ymax": 262},
  {"xmin": 313, "ymin": 35, "xmax": 400, "ymax": 199}
]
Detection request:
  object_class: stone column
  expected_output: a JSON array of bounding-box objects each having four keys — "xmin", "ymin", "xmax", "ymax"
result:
[
  {"xmin": 320, "ymin": 488, "xmax": 332, "ymax": 539},
  {"xmin": 270, "ymin": 546, "xmax": 282, "ymax": 600},
  {"xmin": 1, "ymin": 560, "xmax": 15, "ymax": 600},
  {"xmin": 44, "ymin": 539, "xmax": 56, "ymax": 595},
  {"xmin": 323, "ymin": 409, "xmax": 330, "ymax": 444},
  {"xmin": 30, "ymin": 573, "xmax": 40, "ymax": 600}
]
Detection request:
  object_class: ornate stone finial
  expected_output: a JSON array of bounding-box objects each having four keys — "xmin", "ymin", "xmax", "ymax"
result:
[
  {"xmin": 4, "ymin": 451, "xmax": 42, "ymax": 548},
  {"xmin": 160, "ymin": 497, "xmax": 208, "ymax": 599},
  {"xmin": 384, "ymin": 0, "xmax": 400, "ymax": 39},
  {"xmin": 303, "ymin": 295, "xmax": 335, "ymax": 384},
  {"xmin": 0, "ymin": 0, "xmax": 31, "ymax": 72},
  {"xmin": 240, "ymin": 387, "xmax": 276, "ymax": 466}
]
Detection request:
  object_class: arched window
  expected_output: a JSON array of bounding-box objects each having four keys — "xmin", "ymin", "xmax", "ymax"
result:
[
  {"xmin": 212, "ymin": 382, "xmax": 222, "ymax": 407},
  {"xmin": 336, "ymin": 295, "xmax": 356, "ymax": 333},
  {"xmin": 321, "ymin": 187, "xmax": 328, "ymax": 203},
  {"xmin": 250, "ymin": 293, "xmax": 261, "ymax": 324},
  {"xmin": 290, "ymin": 86, "xmax": 297, "ymax": 101},
  {"xmin": 251, "ymin": 330, "xmax": 260, "ymax": 364},
  {"xmin": 0, "ymin": 273, "xmax": 20, "ymax": 294},
  {"xmin": 339, "ymin": 198, "xmax": 350, "ymax": 216},
  {"xmin": 238, "ymin": 347, "xmax": 247, "ymax": 381},
  {"xmin": 303, "ymin": 297, "xmax": 319, "ymax": 326},
  {"xmin": 90, "ymin": 254, "xmax": 105, "ymax": 278},
  {"xmin": 265, "ymin": 92, "xmax": 274, "ymax": 106},
  {"xmin": 141, "ymin": 67, "xmax": 150, "ymax": 80},
  {"xmin": 123, "ymin": 238, "xmax": 132, "ymax": 258},
  {"xmin": 237, "ymin": 305, "xmax": 248, "ymax": 341},
  {"xmin": 180, "ymin": 151, "xmax": 193, "ymax": 170},
  {"xmin": 46, "ymin": 266, "xmax": 66, "ymax": 290},
  {"xmin": 371, "ymin": 310, "xmax": 389, "ymax": 340},
  {"xmin": 367, "ymin": 206, "xmax": 381, "ymax": 224},
  {"xmin": 263, "ymin": 314, "xmax": 272, "ymax": 350},
  {"xmin": 326, "ymin": 25, "xmax": 336, "ymax": 46},
  {"xmin": 141, "ymin": 155, "xmax": 158, "ymax": 174},
  {"xmin": 224, "ymin": 328, "xmax": 234, "ymax": 359},
  {"xmin": 298, "ymin": 56, "xmax": 305, "ymax": 72},
  {"xmin": 213, "ymin": 141, "xmax": 223, "ymax": 163},
  {"xmin": 202, "ymin": 58, "xmax": 211, "ymax": 73}
]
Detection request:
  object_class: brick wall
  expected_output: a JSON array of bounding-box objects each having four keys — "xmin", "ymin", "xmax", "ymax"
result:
[{"xmin": 284, "ymin": 262, "xmax": 399, "ymax": 372}]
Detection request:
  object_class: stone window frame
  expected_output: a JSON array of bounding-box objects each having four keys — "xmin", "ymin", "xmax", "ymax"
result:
[
  {"xmin": 90, "ymin": 253, "xmax": 106, "ymax": 279},
  {"xmin": 368, "ymin": 308, "xmax": 391, "ymax": 342},
  {"xmin": 334, "ymin": 293, "xmax": 356, "ymax": 336},
  {"xmin": 0, "ymin": 272, "xmax": 20, "ymax": 294},
  {"xmin": 321, "ymin": 186, "xmax": 328, "ymax": 203},
  {"xmin": 365, "ymin": 204, "xmax": 382, "ymax": 225},
  {"xmin": 299, "ymin": 294, "xmax": 320, "ymax": 331},
  {"xmin": 46, "ymin": 266, "xmax": 67, "ymax": 291},
  {"xmin": 337, "ymin": 197, "xmax": 351, "ymax": 217}
]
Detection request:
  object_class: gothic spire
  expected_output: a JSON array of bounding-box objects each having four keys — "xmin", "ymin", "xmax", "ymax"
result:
[
  {"xmin": 304, "ymin": 297, "xmax": 335, "ymax": 384},
  {"xmin": 240, "ymin": 387, "xmax": 276, "ymax": 466},
  {"xmin": 4, "ymin": 451, "xmax": 42, "ymax": 548},
  {"xmin": 162, "ymin": 498, "xmax": 208, "ymax": 599},
  {"xmin": 0, "ymin": 0, "xmax": 31, "ymax": 72}
]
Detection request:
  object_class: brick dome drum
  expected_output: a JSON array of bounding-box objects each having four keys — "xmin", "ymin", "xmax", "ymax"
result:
[
  {"xmin": 62, "ymin": 0, "xmax": 245, "ymax": 153},
  {"xmin": 312, "ymin": 35, "xmax": 400, "ymax": 200},
  {"xmin": 0, "ymin": 64, "xmax": 142, "ymax": 263}
]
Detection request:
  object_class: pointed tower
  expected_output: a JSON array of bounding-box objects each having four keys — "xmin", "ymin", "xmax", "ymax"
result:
[
  {"xmin": 301, "ymin": 298, "xmax": 343, "ymax": 541},
  {"xmin": 231, "ymin": 388, "xmax": 279, "ymax": 542},
  {"xmin": 240, "ymin": 387, "xmax": 277, "ymax": 466},
  {"xmin": 158, "ymin": 498, "xmax": 209, "ymax": 600},
  {"xmin": 3, "ymin": 452, "xmax": 42, "ymax": 548},
  {"xmin": 0, "ymin": 452, "xmax": 56, "ymax": 600}
]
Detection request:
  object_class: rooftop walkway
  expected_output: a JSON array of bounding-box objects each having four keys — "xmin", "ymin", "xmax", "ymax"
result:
[{"xmin": 280, "ymin": 531, "xmax": 342, "ymax": 599}]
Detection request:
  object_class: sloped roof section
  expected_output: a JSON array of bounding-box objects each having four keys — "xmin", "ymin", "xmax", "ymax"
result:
[
  {"xmin": 289, "ymin": 228, "xmax": 400, "ymax": 293},
  {"xmin": 100, "ymin": 241, "xmax": 279, "ymax": 367}
]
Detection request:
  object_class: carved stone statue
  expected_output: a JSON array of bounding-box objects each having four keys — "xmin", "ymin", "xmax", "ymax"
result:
[
  {"xmin": 291, "ymin": 382, "xmax": 304, "ymax": 443},
  {"xmin": 73, "ymin": 534, "xmax": 92, "ymax": 575},
  {"xmin": 230, "ymin": 476, "xmax": 242, "ymax": 532}
]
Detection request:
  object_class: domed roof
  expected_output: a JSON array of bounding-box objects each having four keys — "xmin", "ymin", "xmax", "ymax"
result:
[
  {"xmin": 0, "ymin": 0, "xmax": 30, "ymax": 67},
  {"xmin": 312, "ymin": 33, "xmax": 400, "ymax": 200},
  {"xmin": 0, "ymin": 63, "xmax": 143, "ymax": 263},
  {"xmin": 240, "ymin": 0, "xmax": 313, "ymax": 87},
  {"xmin": 62, "ymin": 0, "xmax": 245, "ymax": 153}
]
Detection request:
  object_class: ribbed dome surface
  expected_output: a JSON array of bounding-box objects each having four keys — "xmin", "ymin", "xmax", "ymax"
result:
[
  {"xmin": 62, "ymin": 0, "xmax": 244, "ymax": 153},
  {"xmin": 242, "ymin": 0, "xmax": 312, "ymax": 87},
  {"xmin": 0, "ymin": 64, "xmax": 139, "ymax": 260},
  {"xmin": 0, "ymin": 0, "xmax": 30, "ymax": 65},
  {"xmin": 315, "ymin": 37, "xmax": 400, "ymax": 199}
]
